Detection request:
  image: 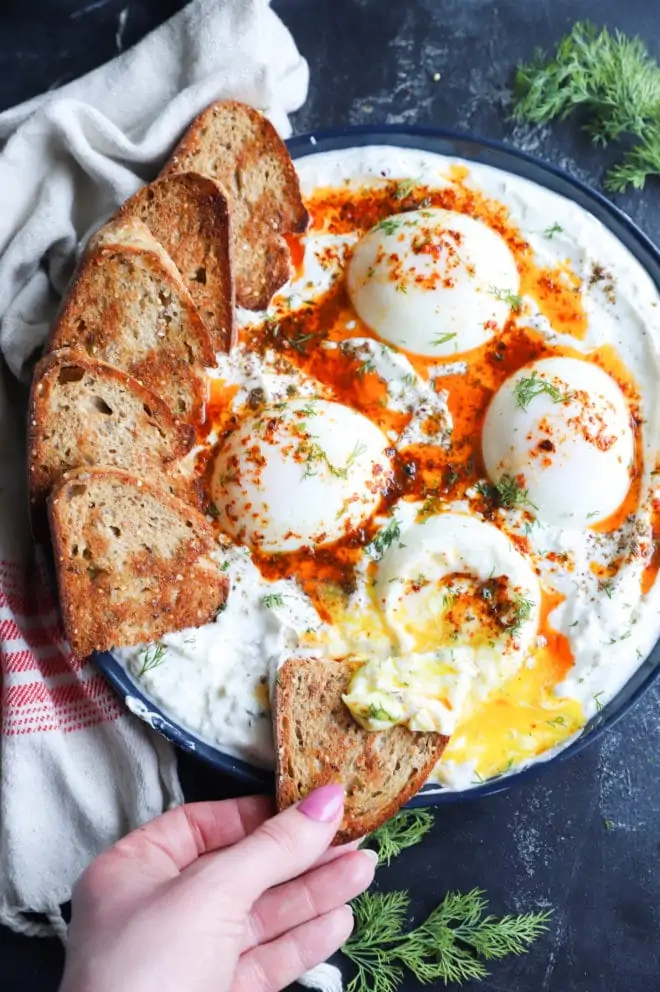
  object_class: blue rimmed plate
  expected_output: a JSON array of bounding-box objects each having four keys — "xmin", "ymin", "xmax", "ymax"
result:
[{"xmin": 95, "ymin": 124, "xmax": 660, "ymax": 804}]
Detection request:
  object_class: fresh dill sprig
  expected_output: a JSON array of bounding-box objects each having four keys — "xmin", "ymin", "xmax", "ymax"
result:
[
  {"xmin": 605, "ymin": 124, "xmax": 660, "ymax": 191},
  {"xmin": 491, "ymin": 287, "xmax": 524, "ymax": 312},
  {"xmin": 512, "ymin": 21, "xmax": 660, "ymax": 190},
  {"xmin": 343, "ymin": 888, "xmax": 552, "ymax": 992},
  {"xmin": 137, "ymin": 642, "xmax": 167, "ymax": 677},
  {"xmin": 513, "ymin": 370, "xmax": 574, "ymax": 410},
  {"xmin": 362, "ymin": 810, "xmax": 435, "ymax": 867},
  {"xmin": 366, "ymin": 516, "xmax": 402, "ymax": 560}
]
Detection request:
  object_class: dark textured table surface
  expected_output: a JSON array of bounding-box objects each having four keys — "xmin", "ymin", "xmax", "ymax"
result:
[{"xmin": 3, "ymin": 2, "xmax": 660, "ymax": 991}]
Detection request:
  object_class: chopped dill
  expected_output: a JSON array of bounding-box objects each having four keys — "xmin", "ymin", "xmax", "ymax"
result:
[
  {"xmin": 285, "ymin": 332, "xmax": 317, "ymax": 354},
  {"xmin": 432, "ymin": 332, "xmax": 457, "ymax": 346},
  {"xmin": 357, "ymin": 359, "xmax": 376, "ymax": 377},
  {"xmin": 599, "ymin": 579, "xmax": 615, "ymax": 599},
  {"xmin": 393, "ymin": 178, "xmax": 418, "ymax": 199},
  {"xmin": 261, "ymin": 593, "xmax": 285, "ymax": 609},
  {"xmin": 476, "ymin": 474, "xmax": 536, "ymax": 511},
  {"xmin": 137, "ymin": 642, "xmax": 167, "ymax": 677},
  {"xmin": 366, "ymin": 517, "xmax": 402, "ymax": 560},
  {"xmin": 505, "ymin": 593, "xmax": 535, "ymax": 636},
  {"xmin": 366, "ymin": 702, "xmax": 397, "ymax": 722},
  {"xmin": 491, "ymin": 286, "xmax": 524, "ymax": 312},
  {"xmin": 513, "ymin": 370, "xmax": 574, "ymax": 410},
  {"xmin": 375, "ymin": 217, "xmax": 403, "ymax": 235}
]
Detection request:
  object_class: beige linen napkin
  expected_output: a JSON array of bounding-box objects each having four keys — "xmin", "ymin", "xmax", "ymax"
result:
[{"xmin": 0, "ymin": 0, "xmax": 310, "ymax": 953}]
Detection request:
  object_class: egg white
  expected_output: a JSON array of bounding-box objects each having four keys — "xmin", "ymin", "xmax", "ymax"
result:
[
  {"xmin": 482, "ymin": 357, "xmax": 635, "ymax": 528},
  {"xmin": 347, "ymin": 207, "xmax": 519, "ymax": 356},
  {"xmin": 211, "ymin": 398, "xmax": 393, "ymax": 552}
]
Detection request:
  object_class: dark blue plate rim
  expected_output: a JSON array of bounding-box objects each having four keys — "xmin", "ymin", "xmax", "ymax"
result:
[{"xmin": 96, "ymin": 123, "xmax": 660, "ymax": 803}]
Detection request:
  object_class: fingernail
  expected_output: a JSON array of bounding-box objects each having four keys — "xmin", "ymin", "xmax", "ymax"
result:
[
  {"xmin": 360, "ymin": 848, "xmax": 379, "ymax": 867},
  {"xmin": 298, "ymin": 784, "xmax": 345, "ymax": 823}
]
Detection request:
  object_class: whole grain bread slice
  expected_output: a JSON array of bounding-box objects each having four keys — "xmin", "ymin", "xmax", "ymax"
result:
[
  {"xmin": 161, "ymin": 100, "xmax": 308, "ymax": 310},
  {"xmin": 275, "ymin": 658, "xmax": 448, "ymax": 844},
  {"xmin": 28, "ymin": 349, "xmax": 197, "ymax": 508},
  {"xmin": 49, "ymin": 467, "xmax": 228, "ymax": 660},
  {"xmin": 119, "ymin": 174, "xmax": 234, "ymax": 350},
  {"xmin": 48, "ymin": 217, "xmax": 215, "ymax": 419}
]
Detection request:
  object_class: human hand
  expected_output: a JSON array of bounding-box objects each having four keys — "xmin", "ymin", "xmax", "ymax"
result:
[{"xmin": 59, "ymin": 785, "xmax": 376, "ymax": 992}]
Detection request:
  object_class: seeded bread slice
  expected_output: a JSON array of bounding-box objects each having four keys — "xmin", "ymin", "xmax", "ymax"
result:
[
  {"xmin": 275, "ymin": 658, "xmax": 448, "ymax": 844},
  {"xmin": 28, "ymin": 349, "xmax": 196, "ymax": 508},
  {"xmin": 161, "ymin": 100, "xmax": 308, "ymax": 310},
  {"xmin": 48, "ymin": 217, "xmax": 214, "ymax": 419},
  {"xmin": 119, "ymin": 174, "xmax": 234, "ymax": 350},
  {"xmin": 49, "ymin": 467, "xmax": 228, "ymax": 660}
]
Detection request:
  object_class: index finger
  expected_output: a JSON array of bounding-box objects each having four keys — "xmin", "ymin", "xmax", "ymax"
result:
[{"xmin": 112, "ymin": 796, "xmax": 273, "ymax": 875}]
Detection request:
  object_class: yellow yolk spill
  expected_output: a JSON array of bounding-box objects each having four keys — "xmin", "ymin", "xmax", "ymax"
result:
[{"xmin": 439, "ymin": 590, "xmax": 585, "ymax": 780}]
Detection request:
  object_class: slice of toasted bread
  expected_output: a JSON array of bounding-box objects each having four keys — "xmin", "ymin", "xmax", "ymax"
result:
[
  {"xmin": 275, "ymin": 658, "xmax": 447, "ymax": 844},
  {"xmin": 28, "ymin": 349, "xmax": 196, "ymax": 508},
  {"xmin": 119, "ymin": 174, "xmax": 234, "ymax": 350},
  {"xmin": 48, "ymin": 217, "xmax": 214, "ymax": 419},
  {"xmin": 49, "ymin": 467, "xmax": 228, "ymax": 660},
  {"xmin": 161, "ymin": 101, "xmax": 308, "ymax": 311}
]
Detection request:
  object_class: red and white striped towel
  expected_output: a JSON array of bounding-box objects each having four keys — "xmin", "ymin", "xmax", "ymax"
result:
[{"xmin": 0, "ymin": 0, "xmax": 308, "ymax": 940}]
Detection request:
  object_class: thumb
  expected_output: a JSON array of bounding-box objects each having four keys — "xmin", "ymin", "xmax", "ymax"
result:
[{"xmin": 218, "ymin": 784, "xmax": 345, "ymax": 904}]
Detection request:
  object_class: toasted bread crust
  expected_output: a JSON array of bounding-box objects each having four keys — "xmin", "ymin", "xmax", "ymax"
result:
[
  {"xmin": 28, "ymin": 349, "xmax": 197, "ymax": 508},
  {"xmin": 49, "ymin": 217, "xmax": 214, "ymax": 420},
  {"xmin": 120, "ymin": 173, "xmax": 234, "ymax": 351},
  {"xmin": 162, "ymin": 100, "xmax": 308, "ymax": 310},
  {"xmin": 275, "ymin": 658, "xmax": 447, "ymax": 844},
  {"xmin": 49, "ymin": 467, "xmax": 227, "ymax": 660}
]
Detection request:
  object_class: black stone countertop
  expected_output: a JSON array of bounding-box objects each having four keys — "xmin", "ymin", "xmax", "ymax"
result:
[{"xmin": 3, "ymin": 2, "xmax": 660, "ymax": 991}]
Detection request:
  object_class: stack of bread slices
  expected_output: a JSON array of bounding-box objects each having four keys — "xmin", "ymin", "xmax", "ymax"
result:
[
  {"xmin": 29, "ymin": 100, "xmax": 308, "ymax": 662},
  {"xmin": 30, "ymin": 101, "xmax": 446, "ymax": 837}
]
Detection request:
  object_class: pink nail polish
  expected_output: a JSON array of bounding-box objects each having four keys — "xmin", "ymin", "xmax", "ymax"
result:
[{"xmin": 298, "ymin": 784, "xmax": 345, "ymax": 823}]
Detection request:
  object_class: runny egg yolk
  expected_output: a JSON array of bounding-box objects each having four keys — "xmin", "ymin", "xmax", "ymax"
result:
[
  {"xmin": 342, "ymin": 512, "xmax": 542, "ymax": 736},
  {"xmin": 439, "ymin": 591, "xmax": 584, "ymax": 782}
]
